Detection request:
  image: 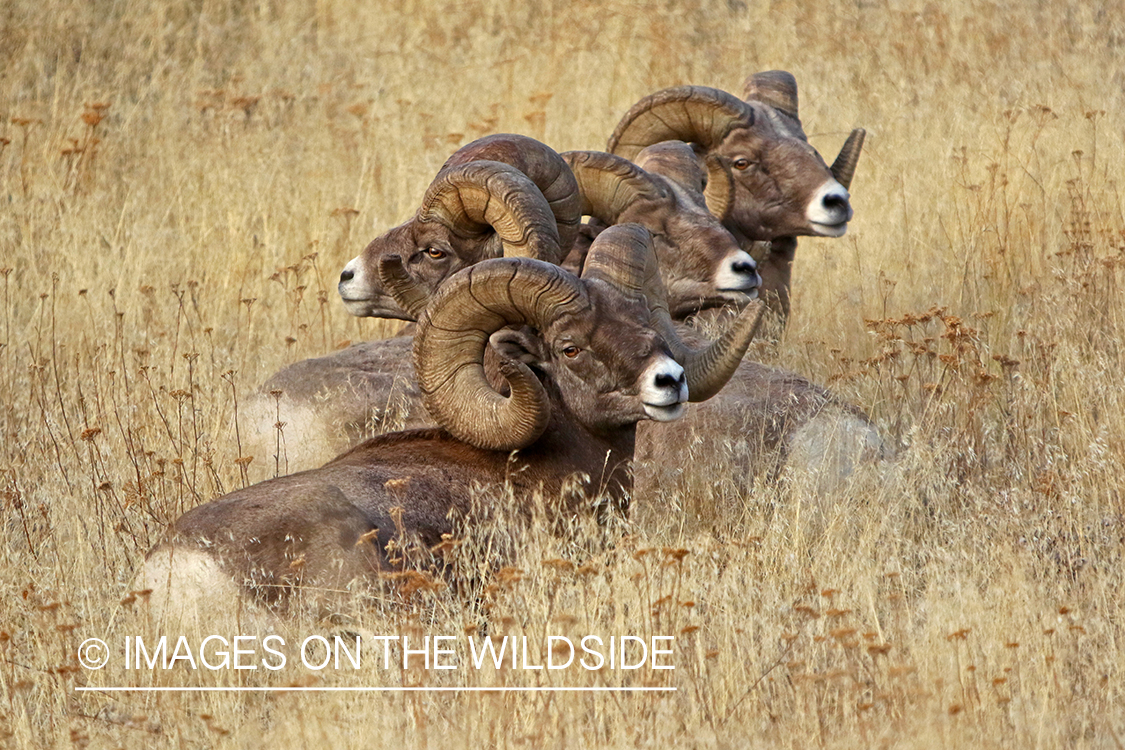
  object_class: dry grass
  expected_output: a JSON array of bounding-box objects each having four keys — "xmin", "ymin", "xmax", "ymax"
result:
[{"xmin": 2, "ymin": 0, "xmax": 1125, "ymax": 746}]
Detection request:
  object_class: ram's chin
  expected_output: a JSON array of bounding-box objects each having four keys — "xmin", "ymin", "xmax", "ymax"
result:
[
  {"xmin": 340, "ymin": 298, "xmax": 414, "ymax": 321},
  {"xmin": 644, "ymin": 402, "xmax": 686, "ymax": 422},
  {"xmin": 809, "ymin": 221, "xmax": 848, "ymax": 238},
  {"xmin": 718, "ymin": 288, "xmax": 758, "ymax": 303}
]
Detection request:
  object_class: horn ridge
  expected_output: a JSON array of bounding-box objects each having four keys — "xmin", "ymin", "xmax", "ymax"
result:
[
  {"xmin": 742, "ymin": 70, "xmax": 800, "ymax": 120},
  {"xmin": 579, "ymin": 224, "xmax": 659, "ymax": 300},
  {"xmin": 702, "ymin": 153, "xmax": 734, "ymax": 219},
  {"xmin": 440, "ymin": 133, "xmax": 582, "ymax": 254},
  {"xmin": 377, "ymin": 254, "xmax": 430, "ymax": 320},
  {"xmin": 563, "ymin": 151, "xmax": 667, "ymax": 225},
  {"xmin": 421, "ymin": 161, "xmax": 563, "ymax": 262},
  {"xmin": 679, "ymin": 302, "xmax": 766, "ymax": 402},
  {"xmin": 607, "ymin": 85, "xmax": 753, "ymax": 160},
  {"xmin": 830, "ymin": 128, "xmax": 866, "ymax": 190},
  {"xmin": 414, "ymin": 258, "xmax": 587, "ymax": 451}
]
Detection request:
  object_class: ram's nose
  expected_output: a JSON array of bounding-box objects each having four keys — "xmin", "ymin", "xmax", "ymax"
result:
[
  {"xmin": 716, "ymin": 250, "xmax": 761, "ymax": 293},
  {"xmin": 641, "ymin": 356, "xmax": 688, "ymax": 421},
  {"xmin": 338, "ymin": 257, "xmax": 362, "ymax": 296},
  {"xmin": 806, "ymin": 181, "xmax": 852, "ymax": 237}
]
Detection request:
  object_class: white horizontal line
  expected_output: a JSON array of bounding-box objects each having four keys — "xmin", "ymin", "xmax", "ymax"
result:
[{"xmin": 77, "ymin": 686, "xmax": 675, "ymax": 693}]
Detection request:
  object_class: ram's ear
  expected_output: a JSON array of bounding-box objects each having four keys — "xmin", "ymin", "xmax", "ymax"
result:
[{"xmin": 489, "ymin": 326, "xmax": 549, "ymax": 367}]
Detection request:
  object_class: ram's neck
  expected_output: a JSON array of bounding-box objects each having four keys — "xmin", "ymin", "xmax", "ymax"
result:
[{"xmin": 525, "ymin": 381, "xmax": 638, "ymax": 512}]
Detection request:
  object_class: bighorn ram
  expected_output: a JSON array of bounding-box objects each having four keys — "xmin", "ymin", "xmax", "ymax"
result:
[
  {"xmin": 561, "ymin": 143, "xmax": 762, "ymax": 318},
  {"xmin": 140, "ymin": 226, "xmax": 764, "ymax": 614},
  {"xmin": 557, "ymin": 139, "xmax": 882, "ymax": 495},
  {"xmin": 354, "ymin": 139, "xmax": 885, "ymax": 499},
  {"xmin": 607, "ymin": 70, "xmax": 865, "ymax": 325},
  {"xmin": 242, "ymin": 135, "xmax": 579, "ymax": 476},
  {"xmin": 248, "ymin": 131, "xmax": 880, "ymax": 491},
  {"xmin": 337, "ymin": 133, "xmax": 580, "ymax": 320}
]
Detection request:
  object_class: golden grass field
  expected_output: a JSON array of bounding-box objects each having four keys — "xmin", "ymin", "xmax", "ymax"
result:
[{"xmin": 2, "ymin": 0, "xmax": 1125, "ymax": 746}]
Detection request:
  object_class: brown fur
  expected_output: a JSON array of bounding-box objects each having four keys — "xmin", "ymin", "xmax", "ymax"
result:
[
  {"xmin": 154, "ymin": 400, "xmax": 634, "ymax": 608},
  {"xmin": 247, "ymin": 142, "xmax": 874, "ymax": 482},
  {"xmin": 563, "ymin": 143, "xmax": 760, "ymax": 317},
  {"xmin": 634, "ymin": 360, "xmax": 884, "ymax": 498},
  {"xmin": 607, "ymin": 75, "xmax": 861, "ymax": 328},
  {"xmin": 338, "ymin": 134, "xmax": 578, "ymax": 320},
  {"xmin": 144, "ymin": 252, "xmax": 697, "ymax": 612}
]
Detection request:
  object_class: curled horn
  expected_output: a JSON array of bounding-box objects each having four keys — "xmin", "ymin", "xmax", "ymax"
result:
[
  {"xmin": 580, "ymin": 223, "xmax": 664, "ymax": 302},
  {"xmin": 742, "ymin": 70, "xmax": 800, "ymax": 121},
  {"xmin": 630, "ymin": 141, "xmax": 734, "ymax": 221},
  {"xmin": 830, "ymin": 128, "xmax": 866, "ymax": 190},
  {"xmin": 413, "ymin": 259, "xmax": 588, "ymax": 451},
  {"xmin": 673, "ymin": 302, "xmax": 766, "ymax": 402},
  {"xmin": 419, "ymin": 161, "xmax": 563, "ymax": 263},
  {"xmin": 442, "ymin": 134, "xmax": 582, "ymax": 253},
  {"xmin": 582, "ymin": 224, "xmax": 765, "ymax": 403},
  {"xmin": 607, "ymin": 86, "xmax": 754, "ymax": 160},
  {"xmin": 379, "ymin": 161, "xmax": 565, "ymax": 321},
  {"xmin": 562, "ymin": 151, "xmax": 668, "ymax": 225},
  {"xmin": 702, "ymin": 153, "xmax": 734, "ymax": 220}
]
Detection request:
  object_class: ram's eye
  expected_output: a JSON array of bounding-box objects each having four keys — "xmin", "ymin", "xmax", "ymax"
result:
[
  {"xmin": 561, "ymin": 345, "xmax": 581, "ymax": 359},
  {"xmin": 425, "ymin": 247, "xmax": 447, "ymax": 260},
  {"xmin": 732, "ymin": 158, "xmax": 751, "ymax": 170}
]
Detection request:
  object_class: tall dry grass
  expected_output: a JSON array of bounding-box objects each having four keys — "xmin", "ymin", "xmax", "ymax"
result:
[{"xmin": 1, "ymin": 0, "xmax": 1124, "ymax": 746}]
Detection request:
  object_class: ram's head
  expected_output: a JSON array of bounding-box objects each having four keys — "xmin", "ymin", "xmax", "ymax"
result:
[
  {"xmin": 339, "ymin": 134, "xmax": 579, "ymax": 321},
  {"xmin": 608, "ymin": 71, "xmax": 864, "ymax": 243},
  {"xmin": 401, "ymin": 224, "xmax": 765, "ymax": 451},
  {"xmin": 565, "ymin": 144, "xmax": 761, "ymax": 319}
]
